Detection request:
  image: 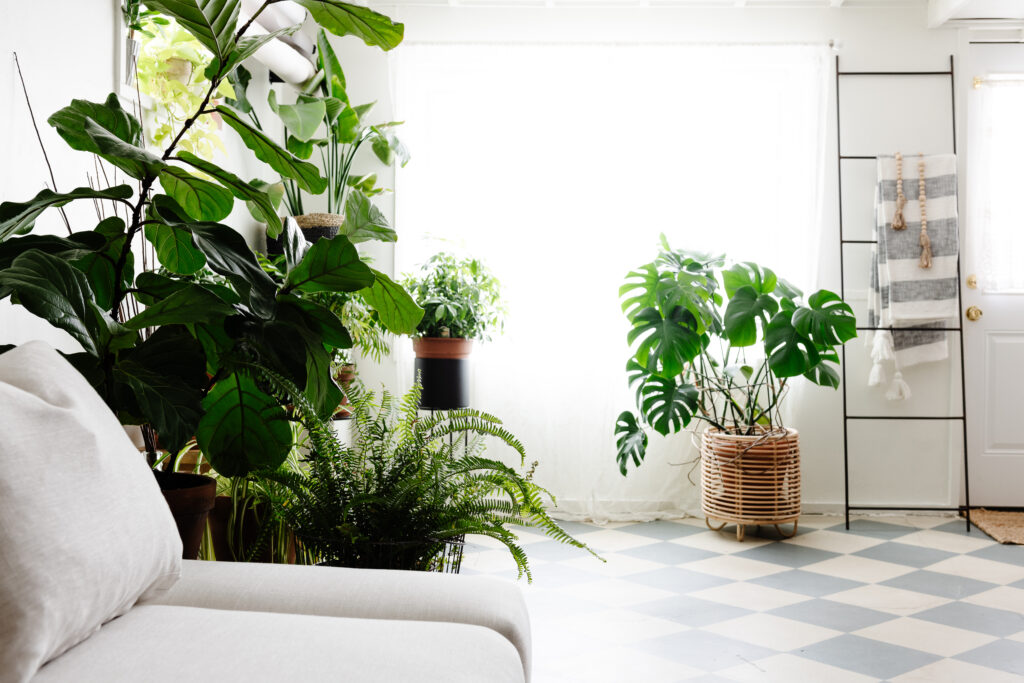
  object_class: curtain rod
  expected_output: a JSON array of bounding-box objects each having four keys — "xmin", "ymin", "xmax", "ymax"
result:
[{"xmin": 401, "ymin": 39, "xmax": 836, "ymax": 47}]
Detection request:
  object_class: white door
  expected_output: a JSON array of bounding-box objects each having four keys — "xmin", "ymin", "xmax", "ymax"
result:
[{"xmin": 964, "ymin": 44, "xmax": 1024, "ymax": 506}]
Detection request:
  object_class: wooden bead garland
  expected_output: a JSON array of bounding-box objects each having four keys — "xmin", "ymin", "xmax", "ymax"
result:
[
  {"xmin": 892, "ymin": 152, "xmax": 907, "ymax": 230},
  {"xmin": 918, "ymin": 154, "xmax": 932, "ymax": 269}
]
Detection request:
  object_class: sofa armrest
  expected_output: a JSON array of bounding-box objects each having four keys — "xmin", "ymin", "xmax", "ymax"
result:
[{"xmin": 148, "ymin": 560, "xmax": 532, "ymax": 681}]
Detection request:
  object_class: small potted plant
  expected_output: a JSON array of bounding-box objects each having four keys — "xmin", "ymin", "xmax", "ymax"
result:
[
  {"xmin": 614, "ymin": 237, "xmax": 856, "ymax": 540},
  {"xmin": 404, "ymin": 252, "xmax": 504, "ymax": 409}
]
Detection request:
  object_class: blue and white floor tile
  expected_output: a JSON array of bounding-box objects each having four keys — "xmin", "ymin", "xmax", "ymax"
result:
[{"xmin": 461, "ymin": 515, "xmax": 1024, "ymax": 682}]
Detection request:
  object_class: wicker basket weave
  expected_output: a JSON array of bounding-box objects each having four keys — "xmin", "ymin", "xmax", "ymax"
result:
[{"xmin": 700, "ymin": 427, "xmax": 801, "ymax": 541}]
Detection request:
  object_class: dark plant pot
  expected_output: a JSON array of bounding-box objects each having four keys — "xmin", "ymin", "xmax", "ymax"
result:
[
  {"xmin": 266, "ymin": 213, "xmax": 342, "ymax": 255},
  {"xmin": 412, "ymin": 338, "xmax": 473, "ymax": 410},
  {"xmin": 207, "ymin": 496, "xmax": 295, "ymax": 564},
  {"xmin": 155, "ymin": 470, "xmax": 216, "ymax": 560}
]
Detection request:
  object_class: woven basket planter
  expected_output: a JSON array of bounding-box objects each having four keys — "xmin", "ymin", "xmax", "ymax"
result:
[{"xmin": 700, "ymin": 427, "xmax": 801, "ymax": 541}]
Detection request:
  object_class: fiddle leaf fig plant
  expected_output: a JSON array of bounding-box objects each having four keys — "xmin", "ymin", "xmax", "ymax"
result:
[
  {"xmin": 614, "ymin": 236, "xmax": 856, "ymax": 475},
  {"xmin": 0, "ymin": 0, "xmax": 408, "ymax": 478}
]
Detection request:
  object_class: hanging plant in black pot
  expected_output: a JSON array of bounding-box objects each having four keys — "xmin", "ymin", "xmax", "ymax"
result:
[{"xmin": 404, "ymin": 253, "xmax": 504, "ymax": 409}]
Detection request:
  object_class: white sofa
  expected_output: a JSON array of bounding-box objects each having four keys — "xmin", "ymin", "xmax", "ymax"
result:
[{"xmin": 0, "ymin": 342, "xmax": 530, "ymax": 683}]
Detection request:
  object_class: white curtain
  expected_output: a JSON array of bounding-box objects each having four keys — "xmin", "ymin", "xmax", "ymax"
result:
[
  {"xmin": 968, "ymin": 77, "xmax": 1024, "ymax": 293},
  {"xmin": 392, "ymin": 43, "xmax": 829, "ymax": 521}
]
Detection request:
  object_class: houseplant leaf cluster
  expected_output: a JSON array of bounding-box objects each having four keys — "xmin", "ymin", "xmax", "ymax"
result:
[
  {"xmin": 255, "ymin": 368, "xmax": 597, "ymax": 580},
  {"xmin": 405, "ymin": 252, "xmax": 505, "ymax": 340},
  {"xmin": 0, "ymin": 0, "xmax": 410, "ymax": 479},
  {"xmin": 614, "ymin": 236, "xmax": 857, "ymax": 475}
]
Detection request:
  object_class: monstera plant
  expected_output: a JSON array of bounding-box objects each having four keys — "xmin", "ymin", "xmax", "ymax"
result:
[
  {"xmin": 0, "ymin": 0, "xmax": 416, "ymax": 483},
  {"xmin": 614, "ymin": 236, "xmax": 857, "ymax": 475}
]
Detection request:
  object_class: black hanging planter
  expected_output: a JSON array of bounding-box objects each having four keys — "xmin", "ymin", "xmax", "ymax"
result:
[
  {"xmin": 413, "ymin": 338, "xmax": 473, "ymax": 410},
  {"xmin": 266, "ymin": 213, "xmax": 342, "ymax": 255}
]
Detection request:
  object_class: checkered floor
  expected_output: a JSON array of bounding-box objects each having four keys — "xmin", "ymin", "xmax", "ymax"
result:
[{"xmin": 461, "ymin": 515, "xmax": 1024, "ymax": 682}]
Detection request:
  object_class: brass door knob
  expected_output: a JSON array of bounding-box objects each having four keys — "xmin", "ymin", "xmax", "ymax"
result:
[
  {"xmin": 966, "ymin": 305, "xmax": 983, "ymax": 321},
  {"xmin": 966, "ymin": 274, "xmax": 978, "ymax": 289}
]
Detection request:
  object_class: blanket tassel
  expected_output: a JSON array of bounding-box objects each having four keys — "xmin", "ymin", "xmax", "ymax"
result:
[
  {"xmin": 919, "ymin": 231, "xmax": 933, "ymax": 269},
  {"xmin": 886, "ymin": 371, "xmax": 912, "ymax": 401},
  {"xmin": 868, "ymin": 362, "xmax": 886, "ymax": 387},
  {"xmin": 871, "ymin": 332, "xmax": 894, "ymax": 362}
]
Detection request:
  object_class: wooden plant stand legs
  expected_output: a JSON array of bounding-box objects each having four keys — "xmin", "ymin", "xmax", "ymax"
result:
[{"xmin": 706, "ymin": 516, "xmax": 799, "ymax": 541}]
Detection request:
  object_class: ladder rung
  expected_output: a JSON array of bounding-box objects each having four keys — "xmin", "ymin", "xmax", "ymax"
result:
[{"xmin": 846, "ymin": 415, "xmax": 965, "ymax": 421}]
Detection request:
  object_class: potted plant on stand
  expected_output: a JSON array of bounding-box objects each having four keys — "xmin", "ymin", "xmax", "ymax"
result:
[
  {"xmin": 404, "ymin": 252, "xmax": 504, "ymax": 409},
  {"xmin": 0, "ymin": 0, "xmax": 407, "ymax": 559},
  {"xmin": 614, "ymin": 237, "xmax": 857, "ymax": 540}
]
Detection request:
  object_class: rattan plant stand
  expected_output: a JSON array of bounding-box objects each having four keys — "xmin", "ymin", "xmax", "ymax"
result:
[{"xmin": 701, "ymin": 427, "xmax": 801, "ymax": 541}]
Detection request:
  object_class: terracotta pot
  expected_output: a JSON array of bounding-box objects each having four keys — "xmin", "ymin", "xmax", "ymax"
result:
[
  {"xmin": 700, "ymin": 427, "xmax": 801, "ymax": 541},
  {"xmin": 266, "ymin": 213, "xmax": 343, "ymax": 255},
  {"xmin": 412, "ymin": 338, "xmax": 474, "ymax": 410},
  {"xmin": 155, "ymin": 470, "xmax": 217, "ymax": 560},
  {"xmin": 207, "ymin": 496, "xmax": 295, "ymax": 564}
]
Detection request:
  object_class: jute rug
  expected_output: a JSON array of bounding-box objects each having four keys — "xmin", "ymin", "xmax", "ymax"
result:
[{"xmin": 970, "ymin": 509, "xmax": 1024, "ymax": 544}]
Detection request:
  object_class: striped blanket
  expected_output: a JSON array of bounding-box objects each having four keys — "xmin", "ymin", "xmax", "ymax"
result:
[{"xmin": 867, "ymin": 153, "xmax": 959, "ymax": 400}]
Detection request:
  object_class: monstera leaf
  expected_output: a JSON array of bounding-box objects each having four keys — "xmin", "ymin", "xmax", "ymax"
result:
[
  {"xmin": 615, "ymin": 411, "xmax": 649, "ymax": 476},
  {"xmin": 792, "ymin": 290, "xmax": 857, "ymax": 348},
  {"xmin": 721, "ymin": 262, "xmax": 777, "ymax": 297},
  {"xmin": 295, "ymin": 0, "xmax": 404, "ymax": 50},
  {"xmin": 803, "ymin": 350, "xmax": 842, "ymax": 389},
  {"xmin": 635, "ymin": 373, "xmax": 699, "ymax": 436},
  {"xmin": 626, "ymin": 306, "xmax": 704, "ymax": 379},
  {"xmin": 197, "ymin": 372, "xmax": 293, "ymax": 477},
  {"xmin": 765, "ymin": 311, "xmax": 821, "ymax": 378},
  {"xmin": 724, "ymin": 285, "xmax": 780, "ymax": 347}
]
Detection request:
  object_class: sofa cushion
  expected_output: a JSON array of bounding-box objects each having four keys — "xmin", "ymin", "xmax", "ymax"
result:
[
  {"xmin": 30, "ymin": 605, "xmax": 525, "ymax": 683},
  {"xmin": 153, "ymin": 559, "xmax": 532, "ymax": 680},
  {"xmin": 0, "ymin": 341, "xmax": 182, "ymax": 683}
]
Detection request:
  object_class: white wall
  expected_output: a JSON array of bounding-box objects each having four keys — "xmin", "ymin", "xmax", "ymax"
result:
[
  {"xmin": 339, "ymin": 2, "xmax": 968, "ymax": 513},
  {"xmin": 0, "ymin": 1, "xmax": 972, "ymax": 513}
]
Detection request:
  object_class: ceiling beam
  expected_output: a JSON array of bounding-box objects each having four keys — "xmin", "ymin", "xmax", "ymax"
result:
[{"xmin": 928, "ymin": 0, "xmax": 971, "ymax": 28}]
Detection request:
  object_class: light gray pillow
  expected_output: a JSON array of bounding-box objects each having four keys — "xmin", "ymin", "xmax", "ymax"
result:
[{"xmin": 0, "ymin": 341, "xmax": 182, "ymax": 683}]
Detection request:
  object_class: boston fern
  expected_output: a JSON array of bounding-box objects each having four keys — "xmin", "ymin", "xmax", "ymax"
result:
[
  {"xmin": 614, "ymin": 236, "xmax": 857, "ymax": 475},
  {"xmin": 258, "ymin": 371, "xmax": 596, "ymax": 580},
  {"xmin": 0, "ymin": 1, "xmax": 420, "ymax": 477}
]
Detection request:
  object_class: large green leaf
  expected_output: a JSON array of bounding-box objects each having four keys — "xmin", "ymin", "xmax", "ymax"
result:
[
  {"xmin": 723, "ymin": 285, "xmax": 779, "ymax": 347},
  {"xmin": 295, "ymin": 0, "xmax": 404, "ymax": 50},
  {"xmin": 216, "ymin": 106, "xmax": 327, "ymax": 194},
  {"xmin": 47, "ymin": 93, "xmax": 142, "ymax": 149},
  {"xmin": 284, "ymin": 234, "xmax": 374, "ymax": 293},
  {"xmin": 191, "ymin": 224, "xmax": 278, "ymax": 313},
  {"xmin": 113, "ymin": 326, "xmax": 207, "ymax": 453},
  {"xmin": 225, "ymin": 64, "xmax": 253, "ymax": 114},
  {"xmin": 360, "ymin": 268, "xmax": 423, "ymax": 335},
  {"xmin": 721, "ymin": 262, "xmax": 777, "ymax": 298},
  {"xmin": 144, "ymin": 0, "xmax": 239, "ymax": 66},
  {"xmin": 276, "ymin": 294, "xmax": 352, "ymax": 349},
  {"xmin": 0, "ymin": 233, "xmax": 104, "ymax": 272},
  {"xmin": 317, "ymin": 28, "xmax": 348, "ymax": 101},
  {"xmin": 765, "ymin": 311, "xmax": 821, "ymax": 378},
  {"xmin": 125, "ymin": 284, "xmax": 236, "ymax": 330},
  {"xmin": 145, "ymin": 208, "xmax": 208, "ymax": 276},
  {"xmin": 80, "ymin": 118, "xmax": 166, "ymax": 179},
  {"xmin": 340, "ymin": 189, "xmax": 395, "ymax": 243},
  {"xmin": 159, "ymin": 166, "xmax": 234, "ymax": 221},
  {"xmin": 175, "ymin": 152, "xmax": 281, "ymax": 236},
  {"xmin": 278, "ymin": 217, "xmax": 308, "ymax": 272},
  {"xmin": 614, "ymin": 411, "xmax": 649, "ymax": 476},
  {"xmin": 211, "ymin": 24, "xmax": 301, "ymax": 76},
  {"xmin": 370, "ymin": 127, "xmax": 409, "ymax": 167},
  {"xmin": 636, "ymin": 373, "xmax": 699, "ymax": 437},
  {"xmin": 71, "ymin": 217, "xmax": 130, "ymax": 311},
  {"xmin": 268, "ymin": 90, "xmax": 326, "ymax": 143},
  {"xmin": 197, "ymin": 373, "xmax": 292, "ymax": 476},
  {"xmin": 626, "ymin": 306, "xmax": 704, "ymax": 379},
  {"xmin": 0, "ymin": 186, "xmax": 133, "ymax": 242},
  {"xmin": 804, "ymin": 356, "xmax": 841, "ymax": 389},
  {"xmin": 791, "ymin": 290, "xmax": 858, "ymax": 348},
  {"xmin": 302, "ymin": 339, "xmax": 342, "ymax": 420},
  {"xmin": 0, "ymin": 250, "xmax": 135, "ymax": 357}
]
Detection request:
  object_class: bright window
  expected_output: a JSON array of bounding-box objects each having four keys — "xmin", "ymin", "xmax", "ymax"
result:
[{"xmin": 393, "ymin": 44, "xmax": 829, "ymax": 518}]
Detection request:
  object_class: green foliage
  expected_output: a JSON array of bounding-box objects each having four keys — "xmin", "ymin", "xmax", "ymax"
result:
[
  {"xmin": 404, "ymin": 252, "xmax": 505, "ymax": 341},
  {"xmin": 615, "ymin": 236, "xmax": 857, "ymax": 475},
  {"xmin": 259, "ymin": 372, "xmax": 597, "ymax": 580},
  {"xmin": 0, "ymin": 0, "xmax": 411, "ymax": 476}
]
